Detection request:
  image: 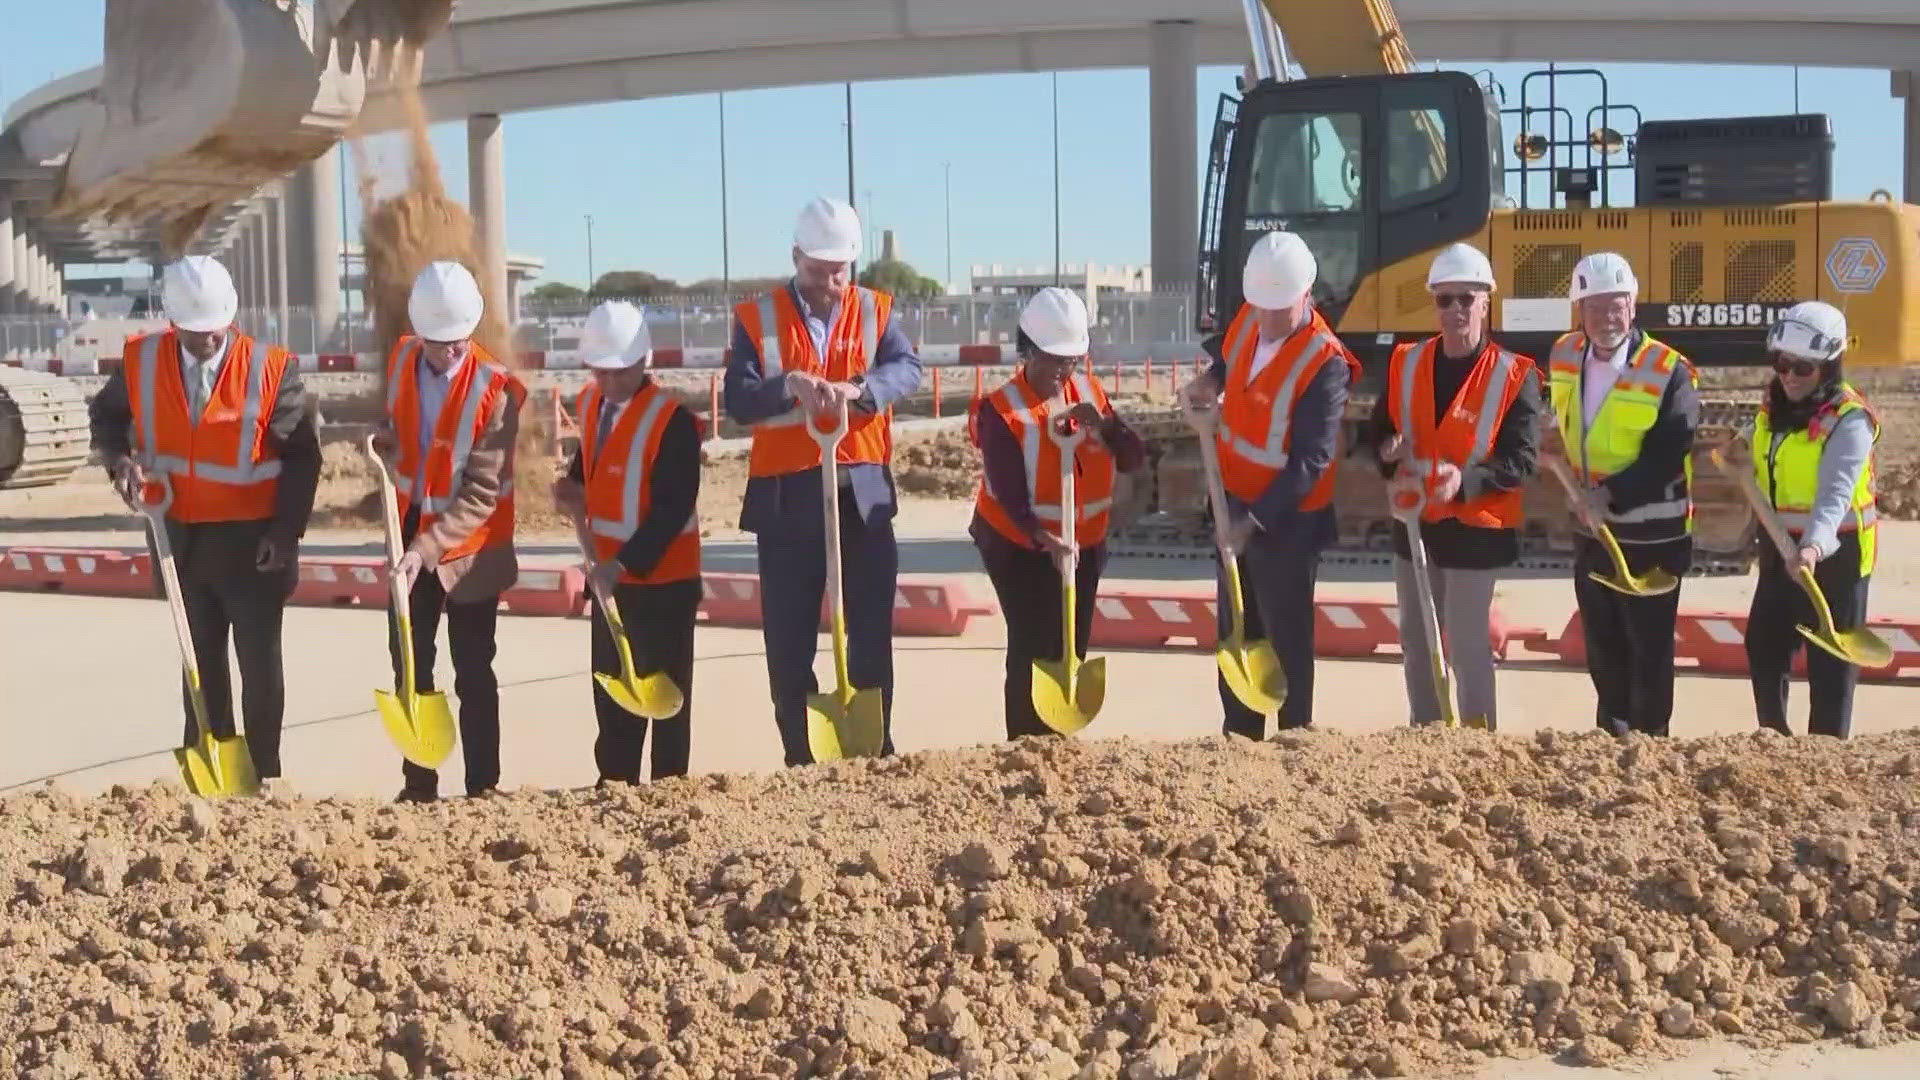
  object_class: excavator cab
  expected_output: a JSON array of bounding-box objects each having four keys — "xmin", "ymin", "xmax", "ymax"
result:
[{"xmin": 1199, "ymin": 70, "xmax": 1499, "ymax": 337}]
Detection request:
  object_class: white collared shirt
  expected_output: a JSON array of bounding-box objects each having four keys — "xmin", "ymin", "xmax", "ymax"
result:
[
  {"xmin": 415, "ymin": 351, "xmax": 470, "ymax": 500},
  {"xmin": 1581, "ymin": 336, "xmax": 1631, "ymax": 427},
  {"xmin": 179, "ymin": 335, "xmax": 232, "ymax": 422}
]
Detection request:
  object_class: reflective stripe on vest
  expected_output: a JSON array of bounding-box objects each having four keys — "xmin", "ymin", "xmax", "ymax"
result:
[
  {"xmin": 385, "ymin": 343, "xmax": 518, "ymax": 514},
  {"xmin": 1397, "ymin": 338, "xmax": 1514, "ymax": 475},
  {"xmin": 1753, "ymin": 390, "xmax": 1879, "ymax": 572},
  {"xmin": 1547, "ymin": 332, "xmax": 1693, "ymax": 531},
  {"xmin": 753, "ymin": 288, "xmax": 880, "ymax": 429},
  {"xmin": 134, "ymin": 333, "xmax": 283, "ymax": 486},
  {"xmin": 1220, "ymin": 314, "xmax": 1317, "ymax": 470},
  {"xmin": 586, "ymin": 387, "xmax": 696, "ymax": 543},
  {"xmin": 998, "ymin": 373, "xmax": 1114, "ymax": 523}
]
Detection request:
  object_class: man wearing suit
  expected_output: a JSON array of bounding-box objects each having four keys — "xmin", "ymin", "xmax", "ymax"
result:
[
  {"xmin": 374, "ymin": 261, "xmax": 525, "ymax": 802},
  {"xmin": 723, "ymin": 196, "xmax": 925, "ymax": 765},
  {"xmin": 89, "ymin": 255, "xmax": 322, "ymax": 796}
]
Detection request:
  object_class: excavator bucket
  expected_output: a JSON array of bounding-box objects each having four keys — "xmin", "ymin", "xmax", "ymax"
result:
[{"xmin": 52, "ymin": 0, "xmax": 452, "ymax": 251}]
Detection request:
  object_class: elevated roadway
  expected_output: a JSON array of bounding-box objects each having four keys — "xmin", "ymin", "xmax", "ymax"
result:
[{"xmin": 3, "ymin": 0, "xmax": 1918, "ymax": 321}]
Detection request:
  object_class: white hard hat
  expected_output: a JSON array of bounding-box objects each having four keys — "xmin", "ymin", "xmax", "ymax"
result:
[
  {"xmin": 1242, "ymin": 231, "xmax": 1317, "ymax": 310},
  {"xmin": 1018, "ymin": 287, "xmax": 1091, "ymax": 357},
  {"xmin": 408, "ymin": 261, "xmax": 485, "ymax": 342},
  {"xmin": 1569, "ymin": 252, "xmax": 1639, "ymax": 302},
  {"xmin": 1427, "ymin": 242, "xmax": 1496, "ymax": 291},
  {"xmin": 793, "ymin": 196, "xmax": 863, "ymax": 263},
  {"xmin": 580, "ymin": 301, "xmax": 653, "ymax": 370},
  {"xmin": 1768, "ymin": 300, "xmax": 1847, "ymax": 362},
  {"xmin": 161, "ymin": 255, "xmax": 238, "ymax": 333}
]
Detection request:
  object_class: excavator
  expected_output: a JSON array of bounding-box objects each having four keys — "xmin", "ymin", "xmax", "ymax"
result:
[{"xmin": 1112, "ymin": 0, "xmax": 1920, "ymax": 573}]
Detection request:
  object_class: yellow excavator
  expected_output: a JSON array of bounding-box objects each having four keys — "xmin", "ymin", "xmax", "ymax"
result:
[
  {"xmin": 1116, "ymin": 0, "xmax": 1920, "ymax": 571},
  {"xmin": 52, "ymin": 0, "xmax": 451, "ymax": 252}
]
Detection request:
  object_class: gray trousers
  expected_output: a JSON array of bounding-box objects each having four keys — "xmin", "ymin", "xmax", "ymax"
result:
[{"xmin": 1391, "ymin": 558, "xmax": 1498, "ymax": 727}]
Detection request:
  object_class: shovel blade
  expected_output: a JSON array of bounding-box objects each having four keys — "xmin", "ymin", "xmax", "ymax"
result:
[
  {"xmin": 175, "ymin": 731, "xmax": 258, "ymax": 799},
  {"xmin": 595, "ymin": 671, "xmax": 685, "ymax": 721},
  {"xmin": 374, "ymin": 688, "xmax": 457, "ymax": 769},
  {"xmin": 805, "ymin": 687, "xmax": 886, "ymax": 762},
  {"xmin": 1798, "ymin": 624, "xmax": 1896, "ymax": 670},
  {"xmin": 1030, "ymin": 656, "xmax": 1107, "ymax": 735},
  {"xmin": 1588, "ymin": 568, "xmax": 1679, "ymax": 598},
  {"xmin": 1217, "ymin": 638, "xmax": 1286, "ymax": 715}
]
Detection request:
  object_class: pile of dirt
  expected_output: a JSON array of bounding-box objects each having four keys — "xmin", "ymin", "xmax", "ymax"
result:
[
  {"xmin": 895, "ymin": 431, "xmax": 981, "ymax": 499},
  {"xmin": 5, "ymin": 728, "xmax": 1918, "ymax": 1079}
]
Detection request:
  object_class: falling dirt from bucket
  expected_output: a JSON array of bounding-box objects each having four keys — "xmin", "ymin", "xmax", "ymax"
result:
[{"xmin": 349, "ymin": 83, "xmax": 562, "ymax": 528}]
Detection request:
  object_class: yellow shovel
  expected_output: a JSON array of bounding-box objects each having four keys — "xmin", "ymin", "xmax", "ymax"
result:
[
  {"xmin": 1390, "ymin": 484, "xmax": 1461, "ymax": 729},
  {"xmin": 132, "ymin": 473, "xmax": 258, "ymax": 798},
  {"xmin": 572, "ymin": 514, "xmax": 684, "ymax": 719},
  {"xmin": 804, "ymin": 400, "xmax": 886, "ymax": 761},
  {"xmin": 1184, "ymin": 401, "xmax": 1285, "ymax": 713},
  {"xmin": 1029, "ymin": 418, "xmax": 1106, "ymax": 733},
  {"xmin": 365, "ymin": 435, "xmax": 457, "ymax": 769},
  {"xmin": 1712, "ymin": 447, "xmax": 1893, "ymax": 668},
  {"xmin": 1542, "ymin": 454, "xmax": 1679, "ymax": 597}
]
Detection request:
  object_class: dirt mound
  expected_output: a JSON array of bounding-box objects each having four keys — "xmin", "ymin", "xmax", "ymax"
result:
[
  {"xmin": 895, "ymin": 431, "xmax": 980, "ymax": 499},
  {"xmin": 6, "ymin": 729, "xmax": 1919, "ymax": 1079}
]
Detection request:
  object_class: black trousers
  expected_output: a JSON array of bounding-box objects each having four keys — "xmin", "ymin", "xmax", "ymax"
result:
[
  {"xmin": 1574, "ymin": 536, "xmax": 1688, "ymax": 737},
  {"xmin": 756, "ymin": 496, "xmax": 898, "ymax": 767},
  {"xmin": 387, "ymin": 515, "xmax": 501, "ymax": 796},
  {"xmin": 591, "ymin": 578, "xmax": 699, "ymax": 782},
  {"xmin": 1216, "ymin": 535, "xmax": 1320, "ymax": 736},
  {"xmin": 168, "ymin": 546, "xmax": 295, "ymax": 780},
  {"xmin": 980, "ymin": 537, "xmax": 1104, "ymax": 740},
  {"xmin": 1747, "ymin": 537, "xmax": 1870, "ymax": 739}
]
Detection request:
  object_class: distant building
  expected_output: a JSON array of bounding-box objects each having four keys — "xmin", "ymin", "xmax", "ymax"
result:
[{"xmin": 968, "ymin": 262, "xmax": 1152, "ymax": 309}]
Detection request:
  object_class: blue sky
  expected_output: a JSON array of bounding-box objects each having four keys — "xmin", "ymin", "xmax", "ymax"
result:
[{"xmin": 6, "ymin": 2, "xmax": 1910, "ymax": 291}]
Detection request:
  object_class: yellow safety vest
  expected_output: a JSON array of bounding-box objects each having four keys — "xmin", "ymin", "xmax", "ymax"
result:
[
  {"xmin": 1752, "ymin": 384, "xmax": 1879, "ymax": 576},
  {"xmin": 1546, "ymin": 331, "xmax": 1695, "ymax": 541}
]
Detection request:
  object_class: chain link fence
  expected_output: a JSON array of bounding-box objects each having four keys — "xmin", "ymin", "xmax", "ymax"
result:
[{"xmin": 2, "ymin": 290, "xmax": 1201, "ymax": 369}]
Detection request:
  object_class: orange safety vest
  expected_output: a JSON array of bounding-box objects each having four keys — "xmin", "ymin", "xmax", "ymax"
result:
[
  {"xmin": 384, "ymin": 337, "xmax": 526, "ymax": 563},
  {"xmin": 733, "ymin": 284, "xmax": 895, "ymax": 478},
  {"xmin": 1386, "ymin": 336, "xmax": 1535, "ymax": 528},
  {"xmin": 970, "ymin": 370, "xmax": 1118, "ymax": 548},
  {"xmin": 124, "ymin": 329, "xmax": 288, "ymax": 523},
  {"xmin": 1216, "ymin": 304, "xmax": 1361, "ymax": 512},
  {"xmin": 579, "ymin": 379, "xmax": 700, "ymax": 585}
]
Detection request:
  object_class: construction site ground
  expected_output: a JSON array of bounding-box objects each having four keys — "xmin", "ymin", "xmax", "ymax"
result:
[{"xmin": 7, "ymin": 388, "xmax": 1920, "ymax": 1080}]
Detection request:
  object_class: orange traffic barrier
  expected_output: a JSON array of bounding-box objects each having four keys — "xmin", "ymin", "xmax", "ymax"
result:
[
  {"xmin": 697, "ymin": 572, "xmax": 995, "ymax": 637},
  {"xmin": 1090, "ymin": 587, "xmax": 1518, "ymax": 659}
]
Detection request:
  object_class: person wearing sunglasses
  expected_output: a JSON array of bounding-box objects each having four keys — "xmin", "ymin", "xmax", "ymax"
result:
[
  {"xmin": 1737, "ymin": 301, "xmax": 1878, "ymax": 738},
  {"xmin": 1543, "ymin": 252, "xmax": 1700, "ymax": 739},
  {"xmin": 1370, "ymin": 242, "xmax": 1543, "ymax": 730},
  {"xmin": 1181, "ymin": 231, "xmax": 1361, "ymax": 736}
]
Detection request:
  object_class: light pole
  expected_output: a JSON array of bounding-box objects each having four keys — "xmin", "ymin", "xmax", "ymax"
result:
[
  {"xmin": 863, "ymin": 188, "xmax": 875, "ymax": 261},
  {"xmin": 1052, "ymin": 71, "xmax": 1062, "ymax": 287},
  {"xmin": 584, "ymin": 214, "xmax": 595, "ymax": 297},
  {"xmin": 943, "ymin": 160, "xmax": 952, "ymax": 293},
  {"xmin": 719, "ymin": 91, "xmax": 731, "ymax": 299},
  {"xmin": 844, "ymin": 82, "xmax": 857, "ymax": 278}
]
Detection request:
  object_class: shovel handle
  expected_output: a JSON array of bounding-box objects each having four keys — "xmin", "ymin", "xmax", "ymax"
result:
[
  {"xmin": 135, "ymin": 472, "xmax": 215, "ymax": 744},
  {"xmin": 808, "ymin": 400, "xmax": 856, "ymax": 697},
  {"xmin": 1709, "ymin": 446, "xmax": 1801, "ymax": 564}
]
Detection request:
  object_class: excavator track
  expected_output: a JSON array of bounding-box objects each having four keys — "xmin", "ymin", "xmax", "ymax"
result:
[{"xmin": 0, "ymin": 368, "xmax": 93, "ymax": 489}]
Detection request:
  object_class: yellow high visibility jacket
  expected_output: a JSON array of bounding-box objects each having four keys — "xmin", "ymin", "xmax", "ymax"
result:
[
  {"xmin": 1752, "ymin": 383, "xmax": 1879, "ymax": 575},
  {"xmin": 1546, "ymin": 330, "xmax": 1695, "ymax": 543}
]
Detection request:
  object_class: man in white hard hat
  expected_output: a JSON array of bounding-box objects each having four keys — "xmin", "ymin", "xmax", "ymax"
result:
[
  {"xmin": 372, "ymin": 260, "xmax": 526, "ymax": 802},
  {"xmin": 1544, "ymin": 251, "xmax": 1699, "ymax": 738},
  {"xmin": 88, "ymin": 254, "xmax": 321, "ymax": 795},
  {"xmin": 969, "ymin": 287, "xmax": 1145, "ymax": 739},
  {"xmin": 723, "ymin": 195, "xmax": 924, "ymax": 766},
  {"xmin": 1181, "ymin": 231, "xmax": 1360, "ymax": 735},
  {"xmin": 1738, "ymin": 301, "xmax": 1877, "ymax": 738},
  {"xmin": 1371, "ymin": 241, "xmax": 1542, "ymax": 729},
  {"xmin": 554, "ymin": 301, "xmax": 701, "ymax": 781}
]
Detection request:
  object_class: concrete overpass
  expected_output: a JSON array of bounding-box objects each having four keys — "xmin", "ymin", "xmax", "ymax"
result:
[{"xmin": 3, "ymin": 0, "xmax": 1918, "ymax": 335}]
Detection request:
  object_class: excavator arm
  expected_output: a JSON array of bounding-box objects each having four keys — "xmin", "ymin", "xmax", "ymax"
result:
[
  {"xmin": 52, "ymin": 0, "xmax": 454, "ymax": 254},
  {"xmin": 1257, "ymin": 0, "xmax": 1417, "ymax": 76}
]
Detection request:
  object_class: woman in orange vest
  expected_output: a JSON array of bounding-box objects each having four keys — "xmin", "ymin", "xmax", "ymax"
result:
[
  {"xmin": 971, "ymin": 288, "xmax": 1144, "ymax": 739},
  {"xmin": 1371, "ymin": 243, "xmax": 1543, "ymax": 729},
  {"xmin": 554, "ymin": 301, "xmax": 702, "ymax": 782}
]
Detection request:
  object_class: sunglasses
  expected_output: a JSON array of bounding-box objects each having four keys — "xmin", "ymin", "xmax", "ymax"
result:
[
  {"xmin": 1773, "ymin": 355, "xmax": 1819, "ymax": 377},
  {"xmin": 1433, "ymin": 292, "xmax": 1480, "ymax": 309}
]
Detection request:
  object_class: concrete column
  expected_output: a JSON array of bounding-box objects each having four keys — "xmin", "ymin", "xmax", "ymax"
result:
[
  {"xmin": 1899, "ymin": 71, "xmax": 1920, "ymax": 205},
  {"xmin": 287, "ymin": 148, "xmax": 343, "ymax": 347},
  {"xmin": 468, "ymin": 114, "xmax": 509, "ymax": 322},
  {"xmin": 12, "ymin": 227, "xmax": 29, "ymax": 313},
  {"xmin": 238, "ymin": 224, "xmax": 255, "ymax": 315},
  {"xmin": 253, "ymin": 209, "xmax": 270, "ymax": 336},
  {"xmin": 0, "ymin": 200, "xmax": 14, "ymax": 315},
  {"xmin": 274, "ymin": 195, "xmax": 292, "ymax": 350},
  {"xmin": 24, "ymin": 236, "xmax": 42, "ymax": 310},
  {"xmin": 1149, "ymin": 21, "xmax": 1198, "ymax": 304}
]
